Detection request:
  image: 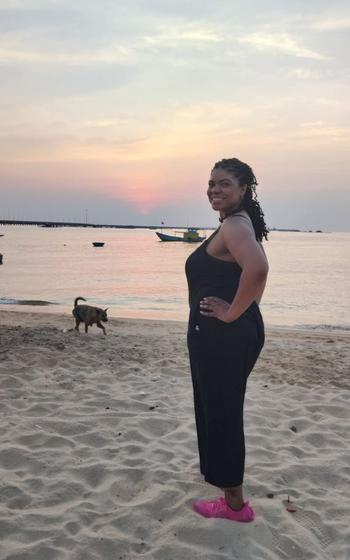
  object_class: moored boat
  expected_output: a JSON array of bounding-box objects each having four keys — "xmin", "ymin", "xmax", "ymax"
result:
[
  {"xmin": 156, "ymin": 228, "xmax": 206, "ymax": 243},
  {"xmin": 92, "ymin": 242, "xmax": 105, "ymax": 247}
]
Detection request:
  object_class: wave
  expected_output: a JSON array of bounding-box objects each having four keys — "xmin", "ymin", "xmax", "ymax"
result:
[
  {"xmin": 302, "ymin": 323, "xmax": 350, "ymax": 332},
  {"xmin": 270, "ymin": 322, "xmax": 350, "ymax": 332},
  {"xmin": 0, "ymin": 298, "xmax": 55, "ymax": 306}
]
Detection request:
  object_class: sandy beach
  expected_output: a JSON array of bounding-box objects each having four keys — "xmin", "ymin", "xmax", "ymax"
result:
[{"xmin": 0, "ymin": 309, "xmax": 349, "ymax": 560}]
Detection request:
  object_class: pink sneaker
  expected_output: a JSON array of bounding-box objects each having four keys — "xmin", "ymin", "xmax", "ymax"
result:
[{"xmin": 193, "ymin": 497, "xmax": 255, "ymax": 522}]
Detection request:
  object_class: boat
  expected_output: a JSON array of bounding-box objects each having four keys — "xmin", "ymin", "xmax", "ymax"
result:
[
  {"xmin": 92, "ymin": 242, "xmax": 105, "ymax": 247},
  {"xmin": 156, "ymin": 228, "xmax": 206, "ymax": 243}
]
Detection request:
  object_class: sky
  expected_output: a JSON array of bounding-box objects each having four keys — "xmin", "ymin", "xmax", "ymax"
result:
[{"xmin": 0, "ymin": 0, "xmax": 349, "ymax": 231}]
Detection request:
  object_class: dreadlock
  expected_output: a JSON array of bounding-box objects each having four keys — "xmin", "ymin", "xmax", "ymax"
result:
[{"xmin": 212, "ymin": 157, "xmax": 269, "ymax": 242}]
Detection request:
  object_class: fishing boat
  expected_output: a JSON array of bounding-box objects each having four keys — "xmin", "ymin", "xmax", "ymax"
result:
[
  {"xmin": 92, "ymin": 241, "xmax": 105, "ymax": 247},
  {"xmin": 156, "ymin": 228, "xmax": 206, "ymax": 243}
]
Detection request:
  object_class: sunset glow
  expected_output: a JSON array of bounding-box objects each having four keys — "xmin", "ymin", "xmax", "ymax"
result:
[{"xmin": 1, "ymin": 1, "xmax": 349, "ymax": 230}]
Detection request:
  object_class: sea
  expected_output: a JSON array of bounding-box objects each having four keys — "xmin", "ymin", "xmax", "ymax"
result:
[{"xmin": 0, "ymin": 226, "xmax": 349, "ymax": 330}]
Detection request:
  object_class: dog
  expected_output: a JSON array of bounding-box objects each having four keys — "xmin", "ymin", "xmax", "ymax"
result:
[{"xmin": 72, "ymin": 297, "xmax": 108, "ymax": 335}]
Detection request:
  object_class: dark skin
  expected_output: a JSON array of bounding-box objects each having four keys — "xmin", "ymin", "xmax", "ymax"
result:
[{"xmin": 199, "ymin": 167, "xmax": 269, "ymax": 509}]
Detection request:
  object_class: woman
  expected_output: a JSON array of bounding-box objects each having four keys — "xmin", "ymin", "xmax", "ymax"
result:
[{"xmin": 185, "ymin": 157, "xmax": 269, "ymax": 522}]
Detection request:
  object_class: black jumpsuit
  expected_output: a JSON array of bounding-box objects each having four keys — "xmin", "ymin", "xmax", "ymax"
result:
[{"xmin": 185, "ymin": 225, "xmax": 265, "ymax": 488}]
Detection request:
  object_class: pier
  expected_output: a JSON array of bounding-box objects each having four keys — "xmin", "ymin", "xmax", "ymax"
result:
[
  {"xmin": 0, "ymin": 220, "xmax": 162, "ymax": 229},
  {"xmin": 0, "ymin": 220, "xmax": 216, "ymax": 230}
]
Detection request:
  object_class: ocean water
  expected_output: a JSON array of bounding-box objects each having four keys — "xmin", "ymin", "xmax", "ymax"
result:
[{"xmin": 0, "ymin": 226, "xmax": 349, "ymax": 329}]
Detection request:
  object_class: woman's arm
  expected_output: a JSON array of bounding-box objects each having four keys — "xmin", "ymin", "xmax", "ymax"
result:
[{"xmin": 200, "ymin": 217, "xmax": 269, "ymax": 322}]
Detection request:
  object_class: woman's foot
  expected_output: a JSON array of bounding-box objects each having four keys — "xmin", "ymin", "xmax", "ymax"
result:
[
  {"xmin": 193, "ymin": 497, "xmax": 255, "ymax": 522},
  {"xmin": 224, "ymin": 486, "xmax": 244, "ymax": 511}
]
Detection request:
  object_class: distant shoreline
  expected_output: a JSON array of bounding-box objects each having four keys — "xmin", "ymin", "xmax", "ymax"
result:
[{"xmin": 0, "ymin": 220, "xmax": 327, "ymax": 233}]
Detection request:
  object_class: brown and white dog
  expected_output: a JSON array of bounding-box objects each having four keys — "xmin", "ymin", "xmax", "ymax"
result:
[{"xmin": 72, "ymin": 297, "xmax": 108, "ymax": 335}]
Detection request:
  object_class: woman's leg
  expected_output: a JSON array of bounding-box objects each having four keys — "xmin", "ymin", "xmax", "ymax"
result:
[
  {"xmin": 187, "ymin": 331, "xmax": 208, "ymax": 475},
  {"xmin": 192, "ymin": 315, "xmax": 265, "ymax": 521}
]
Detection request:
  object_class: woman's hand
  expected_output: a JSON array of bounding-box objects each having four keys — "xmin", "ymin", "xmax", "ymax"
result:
[{"xmin": 199, "ymin": 297, "xmax": 235, "ymax": 323}]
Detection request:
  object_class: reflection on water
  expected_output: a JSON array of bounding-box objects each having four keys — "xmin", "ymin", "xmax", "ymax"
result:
[{"xmin": 0, "ymin": 226, "xmax": 349, "ymax": 329}]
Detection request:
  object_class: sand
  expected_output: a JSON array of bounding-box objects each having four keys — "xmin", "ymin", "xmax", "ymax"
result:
[{"xmin": 0, "ymin": 310, "xmax": 349, "ymax": 560}]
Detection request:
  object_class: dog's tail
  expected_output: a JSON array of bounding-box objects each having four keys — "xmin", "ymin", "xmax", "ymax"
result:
[{"xmin": 74, "ymin": 297, "xmax": 86, "ymax": 307}]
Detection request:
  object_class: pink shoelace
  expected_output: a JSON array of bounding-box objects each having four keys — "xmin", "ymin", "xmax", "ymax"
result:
[{"xmin": 210, "ymin": 497, "xmax": 227, "ymax": 512}]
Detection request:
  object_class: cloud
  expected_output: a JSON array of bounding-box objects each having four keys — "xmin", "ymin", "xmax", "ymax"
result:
[
  {"xmin": 238, "ymin": 32, "xmax": 329, "ymax": 60},
  {"xmin": 298, "ymin": 121, "xmax": 350, "ymax": 142},
  {"xmin": 0, "ymin": 18, "xmax": 226, "ymax": 73},
  {"xmin": 1, "ymin": 64, "xmax": 136, "ymax": 102},
  {"xmin": 308, "ymin": 17, "xmax": 350, "ymax": 31},
  {"xmin": 144, "ymin": 23, "xmax": 223, "ymax": 47},
  {"xmin": 287, "ymin": 68, "xmax": 320, "ymax": 79},
  {"xmin": 0, "ymin": 39, "xmax": 134, "ymax": 66}
]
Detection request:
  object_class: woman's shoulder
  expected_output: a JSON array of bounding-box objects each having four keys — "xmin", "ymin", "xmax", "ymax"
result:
[
  {"xmin": 221, "ymin": 212, "xmax": 256, "ymax": 243},
  {"xmin": 226, "ymin": 211, "xmax": 251, "ymax": 222},
  {"xmin": 223, "ymin": 212, "xmax": 253, "ymax": 231}
]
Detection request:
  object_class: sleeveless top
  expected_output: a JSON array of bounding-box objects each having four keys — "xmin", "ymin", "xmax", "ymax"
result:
[{"xmin": 185, "ymin": 219, "xmax": 260, "ymax": 329}]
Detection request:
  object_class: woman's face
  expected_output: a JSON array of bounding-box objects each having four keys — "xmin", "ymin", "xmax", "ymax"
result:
[{"xmin": 207, "ymin": 167, "xmax": 246, "ymax": 215}]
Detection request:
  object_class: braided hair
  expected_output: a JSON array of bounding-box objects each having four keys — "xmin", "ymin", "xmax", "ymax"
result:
[{"xmin": 212, "ymin": 157, "xmax": 269, "ymax": 242}]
